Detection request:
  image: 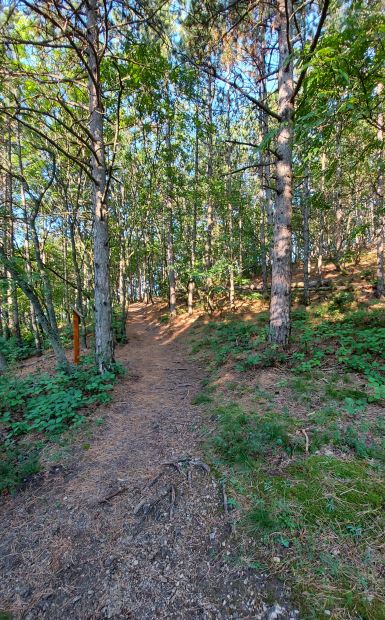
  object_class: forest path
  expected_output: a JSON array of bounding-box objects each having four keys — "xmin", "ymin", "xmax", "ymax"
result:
[{"xmin": 0, "ymin": 304, "xmax": 294, "ymax": 620}]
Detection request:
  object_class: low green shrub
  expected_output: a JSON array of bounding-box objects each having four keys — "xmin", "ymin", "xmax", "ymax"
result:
[{"xmin": 0, "ymin": 357, "xmax": 123, "ymax": 491}]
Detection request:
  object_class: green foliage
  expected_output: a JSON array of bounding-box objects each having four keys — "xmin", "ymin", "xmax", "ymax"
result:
[
  {"xmin": 0, "ymin": 358, "xmax": 118, "ymax": 438},
  {"xmin": 0, "ymin": 334, "xmax": 40, "ymax": 363},
  {"xmin": 112, "ymin": 309, "xmax": 127, "ymax": 343},
  {"xmin": 292, "ymin": 307, "xmax": 385, "ymax": 395},
  {"xmin": 213, "ymin": 403, "xmax": 296, "ymax": 464},
  {"xmin": 193, "ymin": 296, "xmax": 385, "ymax": 618},
  {"xmin": 195, "ymin": 319, "xmax": 266, "ymax": 367},
  {"xmin": 0, "ymin": 358, "xmax": 122, "ymax": 491},
  {"xmin": 0, "ymin": 442, "xmax": 41, "ymax": 492},
  {"xmin": 236, "ymin": 346, "xmax": 287, "ymax": 372},
  {"xmin": 212, "ymin": 399, "xmax": 385, "ymax": 617},
  {"xmin": 191, "ymin": 391, "xmax": 213, "ymax": 405}
]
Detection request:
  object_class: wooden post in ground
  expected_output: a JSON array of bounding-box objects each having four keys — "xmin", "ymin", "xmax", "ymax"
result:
[{"xmin": 73, "ymin": 308, "xmax": 81, "ymax": 365}]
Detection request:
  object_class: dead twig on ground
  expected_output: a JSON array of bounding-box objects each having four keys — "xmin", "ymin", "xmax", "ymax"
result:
[
  {"xmin": 169, "ymin": 484, "xmax": 176, "ymax": 519},
  {"xmin": 301, "ymin": 428, "xmax": 310, "ymax": 453},
  {"xmin": 222, "ymin": 483, "xmax": 228, "ymax": 514},
  {"xmin": 99, "ymin": 486, "xmax": 129, "ymax": 504}
]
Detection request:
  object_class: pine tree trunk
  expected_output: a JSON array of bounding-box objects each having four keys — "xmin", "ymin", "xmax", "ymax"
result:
[
  {"xmin": 238, "ymin": 211, "xmax": 243, "ymax": 276},
  {"xmin": 137, "ymin": 264, "xmax": 142, "ymax": 301},
  {"xmin": 317, "ymin": 153, "xmax": 326, "ymax": 285},
  {"xmin": 167, "ymin": 203, "xmax": 176, "ymax": 317},
  {"xmin": 87, "ymin": 0, "xmax": 114, "ymax": 372},
  {"xmin": 24, "ymin": 227, "xmax": 42, "ymax": 354},
  {"xmin": 226, "ymin": 96, "xmax": 235, "ymax": 309},
  {"xmin": 204, "ymin": 74, "xmax": 214, "ymax": 315},
  {"xmin": 229, "ymin": 203, "xmax": 235, "ymax": 310},
  {"xmin": 260, "ymin": 196, "xmax": 268, "ymax": 291},
  {"xmin": 302, "ymin": 175, "xmax": 311, "ymax": 305},
  {"xmin": 334, "ymin": 130, "xmax": 343, "ymax": 269},
  {"xmin": 376, "ymin": 83, "xmax": 384, "ymax": 297},
  {"xmin": 258, "ymin": 43, "xmax": 272, "ymax": 292},
  {"xmin": 269, "ymin": 0, "xmax": 294, "ymax": 346},
  {"xmin": 188, "ymin": 116, "xmax": 198, "ymax": 315},
  {"xmin": 69, "ymin": 219, "xmax": 87, "ymax": 347},
  {"xmin": 118, "ymin": 237, "xmax": 128, "ymax": 340}
]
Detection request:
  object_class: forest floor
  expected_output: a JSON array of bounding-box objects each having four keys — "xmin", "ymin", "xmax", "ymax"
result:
[{"xmin": 0, "ymin": 303, "xmax": 297, "ymax": 620}]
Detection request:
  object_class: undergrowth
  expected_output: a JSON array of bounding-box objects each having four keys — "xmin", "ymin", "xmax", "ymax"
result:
[
  {"xmin": 193, "ymin": 292, "xmax": 385, "ymax": 619},
  {"xmin": 0, "ymin": 357, "xmax": 123, "ymax": 492}
]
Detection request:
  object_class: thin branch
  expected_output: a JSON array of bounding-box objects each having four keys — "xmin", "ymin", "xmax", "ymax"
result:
[{"xmin": 291, "ymin": 0, "xmax": 330, "ymax": 102}]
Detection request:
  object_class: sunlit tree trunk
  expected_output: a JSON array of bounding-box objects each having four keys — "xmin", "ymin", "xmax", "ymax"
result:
[{"xmin": 269, "ymin": 0, "xmax": 294, "ymax": 346}]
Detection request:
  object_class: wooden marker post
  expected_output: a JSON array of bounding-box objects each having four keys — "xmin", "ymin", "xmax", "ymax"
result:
[{"xmin": 73, "ymin": 308, "xmax": 81, "ymax": 365}]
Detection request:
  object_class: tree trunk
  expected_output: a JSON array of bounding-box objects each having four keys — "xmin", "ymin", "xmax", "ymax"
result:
[
  {"xmin": 269, "ymin": 0, "xmax": 293, "ymax": 346},
  {"xmin": 317, "ymin": 153, "xmax": 326, "ymax": 285},
  {"xmin": 118, "ymin": 237, "xmax": 128, "ymax": 341},
  {"xmin": 5, "ymin": 122, "xmax": 22, "ymax": 345},
  {"xmin": 258, "ymin": 45, "xmax": 272, "ymax": 292},
  {"xmin": 0, "ymin": 350, "xmax": 6, "ymax": 375},
  {"xmin": 63, "ymin": 229, "xmax": 71, "ymax": 326},
  {"xmin": 30, "ymin": 214, "xmax": 61, "ymax": 339},
  {"xmin": 260, "ymin": 196, "xmax": 268, "ymax": 291},
  {"xmin": 226, "ymin": 96, "xmax": 235, "ymax": 309},
  {"xmin": 302, "ymin": 174, "xmax": 311, "ymax": 305},
  {"xmin": 188, "ymin": 115, "xmax": 198, "ymax": 315},
  {"xmin": 69, "ymin": 219, "xmax": 87, "ymax": 347},
  {"xmin": 0, "ymin": 247, "xmax": 69, "ymax": 370},
  {"xmin": 24, "ymin": 230, "xmax": 42, "ymax": 355},
  {"xmin": 166, "ymin": 121, "xmax": 176, "ymax": 318},
  {"xmin": 137, "ymin": 264, "xmax": 142, "ymax": 301},
  {"xmin": 229, "ymin": 202, "xmax": 235, "ymax": 309},
  {"xmin": 376, "ymin": 83, "xmax": 384, "ymax": 297},
  {"xmin": 167, "ymin": 204, "xmax": 176, "ymax": 317},
  {"xmin": 87, "ymin": 0, "xmax": 114, "ymax": 372},
  {"xmin": 205, "ymin": 74, "xmax": 214, "ymax": 286},
  {"xmin": 334, "ymin": 129, "xmax": 343, "ymax": 269},
  {"xmin": 238, "ymin": 210, "xmax": 243, "ymax": 276}
]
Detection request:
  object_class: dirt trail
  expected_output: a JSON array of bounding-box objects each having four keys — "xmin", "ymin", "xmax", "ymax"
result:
[{"xmin": 0, "ymin": 304, "xmax": 296, "ymax": 620}]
